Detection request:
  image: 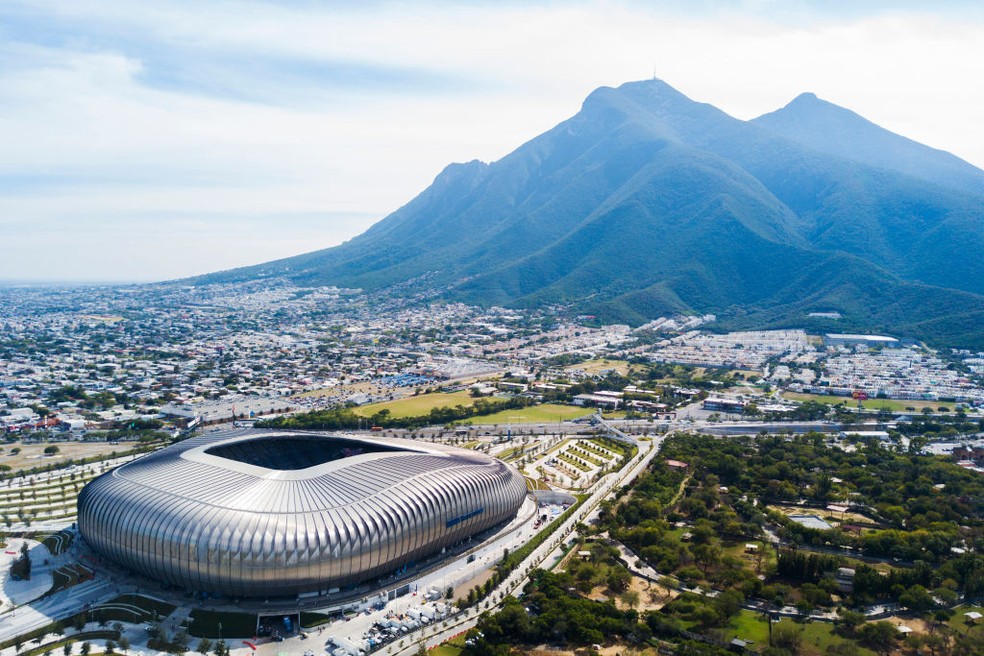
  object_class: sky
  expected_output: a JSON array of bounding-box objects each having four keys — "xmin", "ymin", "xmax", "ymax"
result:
[{"xmin": 2, "ymin": 1, "xmax": 984, "ymax": 283}]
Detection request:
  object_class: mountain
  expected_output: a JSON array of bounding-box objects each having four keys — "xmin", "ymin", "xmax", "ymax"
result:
[
  {"xmin": 191, "ymin": 80, "xmax": 984, "ymax": 348},
  {"xmin": 752, "ymin": 92, "xmax": 984, "ymax": 197}
]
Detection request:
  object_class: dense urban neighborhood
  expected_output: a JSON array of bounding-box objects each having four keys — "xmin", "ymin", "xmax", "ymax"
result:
[
  {"xmin": 3, "ymin": 284, "xmax": 983, "ymax": 442},
  {"xmin": 1, "ymin": 282, "xmax": 983, "ymax": 656}
]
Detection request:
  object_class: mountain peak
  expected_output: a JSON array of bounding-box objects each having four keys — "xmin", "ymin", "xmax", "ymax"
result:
[
  {"xmin": 576, "ymin": 78, "xmax": 736, "ymax": 145},
  {"xmin": 774, "ymin": 91, "xmax": 856, "ymax": 120},
  {"xmin": 753, "ymin": 91, "xmax": 984, "ymax": 196},
  {"xmin": 791, "ymin": 91, "xmax": 819, "ymax": 102},
  {"xmin": 581, "ymin": 78, "xmax": 691, "ymax": 112}
]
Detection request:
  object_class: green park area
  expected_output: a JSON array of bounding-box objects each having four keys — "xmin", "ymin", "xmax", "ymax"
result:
[
  {"xmin": 721, "ymin": 613, "xmax": 877, "ymax": 655},
  {"xmin": 462, "ymin": 403, "xmax": 593, "ymax": 425},
  {"xmin": 430, "ymin": 638, "xmax": 465, "ymax": 656},
  {"xmin": 353, "ymin": 390, "xmax": 475, "ymax": 419},
  {"xmin": 948, "ymin": 605, "xmax": 984, "ymax": 637},
  {"xmin": 783, "ymin": 391, "xmax": 956, "ymax": 413}
]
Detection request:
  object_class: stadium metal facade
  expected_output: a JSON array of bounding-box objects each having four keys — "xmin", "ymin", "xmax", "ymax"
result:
[{"xmin": 77, "ymin": 431, "xmax": 527, "ymax": 598}]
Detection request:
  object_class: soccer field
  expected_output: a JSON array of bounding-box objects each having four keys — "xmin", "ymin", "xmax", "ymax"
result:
[
  {"xmin": 463, "ymin": 403, "xmax": 593, "ymax": 425},
  {"xmin": 783, "ymin": 392, "xmax": 956, "ymax": 412}
]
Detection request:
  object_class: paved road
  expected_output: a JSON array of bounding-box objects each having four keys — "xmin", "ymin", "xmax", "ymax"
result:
[
  {"xmin": 1, "ymin": 422, "xmax": 666, "ymax": 655},
  {"xmin": 388, "ymin": 430, "xmax": 665, "ymax": 655}
]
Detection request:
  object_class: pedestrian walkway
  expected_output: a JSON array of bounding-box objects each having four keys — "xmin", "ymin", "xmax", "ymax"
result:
[{"xmin": 1, "ymin": 538, "xmax": 54, "ymax": 609}]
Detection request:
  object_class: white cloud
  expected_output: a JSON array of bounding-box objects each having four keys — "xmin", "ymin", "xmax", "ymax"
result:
[{"xmin": 1, "ymin": 1, "xmax": 982, "ymax": 281}]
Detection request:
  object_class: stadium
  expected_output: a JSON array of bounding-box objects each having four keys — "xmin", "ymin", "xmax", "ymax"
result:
[{"xmin": 77, "ymin": 431, "xmax": 528, "ymax": 598}]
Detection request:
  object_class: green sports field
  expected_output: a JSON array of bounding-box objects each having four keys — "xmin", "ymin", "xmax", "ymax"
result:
[
  {"xmin": 783, "ymin": 391, "xmax": 955, "ymax": 412},
  {"xmin": 463, "ymin": 403, "xmax": 593, "ymax": 425}
]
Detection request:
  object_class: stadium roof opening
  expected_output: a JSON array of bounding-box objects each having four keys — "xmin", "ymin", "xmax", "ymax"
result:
[{"xmin": 205, "ymin": 434, "xmax": 405, "ymax": 470}]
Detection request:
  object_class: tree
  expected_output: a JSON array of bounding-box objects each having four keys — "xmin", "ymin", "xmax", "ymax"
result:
[
  {"xmin": 606, "ymin": 565, "xmax": 632, "ymax": 593},
  {"xmin": 172, "ymin": 629, "xmax": 190, "ymax": 651},
  {"xmin": 857, "ymin": 622, "xmax": 897, "ymax": 656},
  {"xmin": 117, "ymin": 636, "xmax": 130, "ymax": 654},
  {"xmin": 620, "ymin": 589, "xmax": 640, "ymax": 609},
  {"xmin": 715, "ymin": 589, "xmax": 744, "ymax": 619},
  {"xmin": 772, "ymin": 623, "xmax": 803, "ymax": 654},
  {"xmin": 898, "ymin": 584, "xmax": 936, "ymax": 614},
  {"xmin": 105, "ymin": 640, "xmax": 116, "ymax": 654},
  {"xmin": 836, "ymin": 610, "xmax": 866, "ymax": 637},
  {"xmin": 14, "ymin": 541, "xmax": 31, "ymax": 580},
  {"xmin": 692, "ymin": 542, "xmax": 722, "ymax": 573},
  {"xmin": 80, "ymin": 643, "xmax": 91, "ymax": 656},
  {"xmin": 44, "ymin": 445, "xmax": 60, "ymax": 456},
  {"xmin": 196, "ymin": 638, "xmax": 212, "ymax": 655}
]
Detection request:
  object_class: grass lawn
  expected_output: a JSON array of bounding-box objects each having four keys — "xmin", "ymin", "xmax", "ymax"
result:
[
  {"xmin": 40, "ymin": 529, "xmax": 75, "ymax": 555},
  {"xmin": 188, "ymin": 609, "xmax": 258, "ymax": 638},
  {"xmin": 496, "ymin": 445, "xmax": 523, "ymax": 460},
  {"xmin": 783, "ymin": 392, "xmax": 955, "ymax": 412},
  {"xmin": 722, "ymin": 540, "xmax": 776, "ymax": 574},
  {"xmin": 463, "ymin": 403, "xmax": 593, "ymax": 425},
  {"xmin": 87, "ymin": 593, "xmax": 176, "ymax": 623},
  {"xmin": 591, "ymin": 437, "xmax": 630, "ymax": 456},
  {"xmin": 794, "ymin": 621, "xmax": 876, "ymax": 656},
  {"xmin": 120, "ymin": 593, "xmax": 177, "ymax": 618},
  {"xmin": 728, "ymin": 610, "xmax": 770, "ymax": 644},
  {"xmin": 299, "ymin": 611, "xmax": 333, "ymax": 628},
  {"xmin": 949, "ymin": 605, "xmax": 984, "ymax": 637},
  {"xmin": 431, "ymin": 634, "xmax": 467, "ymax": 656},
  {"xmin": 353, "ymin": 390, "xmax": 475, "ymax": 419},
  {"xmin": 725, "ymin": 614, "xmax": 876, "ymax": 655}
]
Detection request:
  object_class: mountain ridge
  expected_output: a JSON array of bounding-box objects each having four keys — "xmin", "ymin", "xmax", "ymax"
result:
[{"xmin": 187, "ymin": 80, "xmax": 984, "ymax": 348}]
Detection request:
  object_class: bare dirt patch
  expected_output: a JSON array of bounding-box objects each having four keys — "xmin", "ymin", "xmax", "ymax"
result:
[
  {"xmin": 1, "ymin": 440, "xmax": 131, "ymax": 471},
  {"xmin": 585, "ymin": 576, "xmax": 678, "ymax": 613},
  {"xmin": 451, "ymin": 566, "xmax": 497, "ymax": 602},
  {"xmin": 526, "ymin": 646, "xmax": 659, "ymax": 656},
  {"xmin": 880, "ymin": 615, "xmax": 930, "ymax": 635}
]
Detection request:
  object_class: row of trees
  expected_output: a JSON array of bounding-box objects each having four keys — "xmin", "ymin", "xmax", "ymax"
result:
[{"xmin": 262, "ymin": 396, "xmax": 534, "ymax": 431}]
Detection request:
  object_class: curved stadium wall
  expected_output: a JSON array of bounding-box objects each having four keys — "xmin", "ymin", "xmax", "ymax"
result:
[{"xmin": 77, "ymin": 431, "xmax": 527, "ymax": 598}]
